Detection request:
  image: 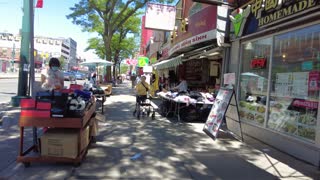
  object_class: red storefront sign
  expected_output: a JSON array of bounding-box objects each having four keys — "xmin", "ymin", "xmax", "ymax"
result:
[
  {"xmin": 251, "ymin": 58, "xmax": 267, "ymax": 69},
  {"xmin": 292, "ymin": 99, "xmax": 318, "ymax": 109},
  {"xmin": 308, "ymin": 71, "xmax": 320, "ymax": 91},
  {"xmin": 169, "ymin": 4, "xmax": 217, "ymax": 55}
]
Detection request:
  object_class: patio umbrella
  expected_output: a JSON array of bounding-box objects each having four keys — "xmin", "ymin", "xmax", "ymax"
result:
[
  {"xmin": 80, "ymin": 59, "xmax": 113, "ymax": 82},
  {"xmin": 80, "ymin": 59, "xmax": 113, "ymax": 67}
]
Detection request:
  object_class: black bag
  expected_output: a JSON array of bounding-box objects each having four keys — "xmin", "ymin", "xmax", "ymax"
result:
[
  {"xmin": 51, "ymin": 91, "xmax": 69, "ymax": 118},
  {"xmin": 36, "ymin": 91, "xmax": 53, "ymax": 102}
]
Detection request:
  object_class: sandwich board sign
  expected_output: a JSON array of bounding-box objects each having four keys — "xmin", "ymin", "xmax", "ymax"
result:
[{"xmin": 203, "ymin": 87, "xmax": 243, "ymax": 141}]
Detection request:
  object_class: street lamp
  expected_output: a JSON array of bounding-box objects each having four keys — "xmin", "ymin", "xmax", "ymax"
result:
[{"xmin": 11, "ymin": 43, "xmax": 15, "ymax": 72}]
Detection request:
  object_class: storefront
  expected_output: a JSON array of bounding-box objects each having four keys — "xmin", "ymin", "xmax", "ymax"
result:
[
  {"xmin": 228, "ymin": 0, "xmax": 320, "ymax": 166},
  {"xmin": 153, "ymin": 1, "xmax": 226, "ymax": 91}
]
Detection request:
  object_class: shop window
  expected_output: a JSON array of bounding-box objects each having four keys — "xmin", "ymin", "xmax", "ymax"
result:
[
  {"xmin": 268, "ymin": 24, "xmax": 320, "ymax": 141},
  {"xmin": 239, "ymin": 38, "xmax": 272, "ymax": 127}
]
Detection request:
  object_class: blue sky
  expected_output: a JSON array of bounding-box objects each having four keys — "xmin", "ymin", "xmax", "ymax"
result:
[{"xmin": 0, "ymin": 0, "xmax": 98, "ymax": 59}]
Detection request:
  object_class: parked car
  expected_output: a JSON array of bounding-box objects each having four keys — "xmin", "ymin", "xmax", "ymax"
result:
[
  {"xmin": 73, "ymin": 71, "xmax": 86, "ymax": 80},
  {"xmin": 63, "ymin": 71, "xmax": 76, "ymax": 81}
]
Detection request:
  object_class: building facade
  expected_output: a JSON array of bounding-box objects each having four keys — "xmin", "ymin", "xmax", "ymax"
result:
[
  {"xmin": 152, "ymin": 0, "xmax": 225, "ymax": 91},
  {"xmin": 227, "ymin": 0, "xmax": 320, "ymax": 167},
  {"xmin": 0, "ymin": 33, "xmax": 21, "ymax": 72},
  {"xmin": 140, "ymin": 15, "xmax": 154, "ymax": 56},
  {"xmin": 0, "ymin": 32, "xmax": 78, "ymax": 72}
]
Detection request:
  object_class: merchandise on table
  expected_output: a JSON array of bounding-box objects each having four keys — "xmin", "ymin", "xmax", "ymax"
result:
[{"xmin": 157, "ymin": 90, "xmax": 215, "ymax": 121}]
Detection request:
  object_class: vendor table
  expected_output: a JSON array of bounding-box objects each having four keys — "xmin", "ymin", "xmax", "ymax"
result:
[
  {"xmin": 158, "ymin": 93, "xmax": 213, "ymax": 122},
  {"xmin": 17, "ymin": 102, "xmax": 96, "ymax": 167}
]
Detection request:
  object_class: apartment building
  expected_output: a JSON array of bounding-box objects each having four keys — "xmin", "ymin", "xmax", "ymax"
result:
[{"xmin": 0, "ymin": 32, "xmax": 77, "ymax": 72}]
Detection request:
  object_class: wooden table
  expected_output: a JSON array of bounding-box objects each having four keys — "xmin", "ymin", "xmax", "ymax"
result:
[{"xmin": 17, "ymin": 102, "xmax": 96, "ymax": 167}]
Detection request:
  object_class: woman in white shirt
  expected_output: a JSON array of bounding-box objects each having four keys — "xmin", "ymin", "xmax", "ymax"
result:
[
  {"xmin": 174, "ymin": 77, "xmax": 188, "ymax": 92},
  {"xmin": 41, "ymin": 57, "xmax": 64, "ymax": 90}
]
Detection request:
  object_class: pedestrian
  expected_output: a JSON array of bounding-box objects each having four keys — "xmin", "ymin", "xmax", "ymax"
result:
[
  {"xmin": 91, "ymin": 73, "xmax": 97, "ymax": 84},
  {"xmin": 130, "ymin": 73, "xmax": 137, "ymax": 88},
  {"xmin": 173, "ymin": 77, "xmax": 188, "ymax": 92},
  {"xmin": 135, "ymin": 75, "xmax": 150, "ymax": 103},
  {"xmin": 41, "ymin": 57, "xmax": 64, "ymax": 90}
]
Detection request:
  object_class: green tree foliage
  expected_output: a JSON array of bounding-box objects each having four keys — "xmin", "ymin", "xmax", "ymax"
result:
[
  {"xmin": 120, "ymin": 64, "xmax": 129, "ymax": 74},
  {"xmin": 67, "ymin": 0, "xmax": 173, "ymax": 80},
  {"xmin": 59, "ymin": 56, "xmax": 66, "ymax": 70}
]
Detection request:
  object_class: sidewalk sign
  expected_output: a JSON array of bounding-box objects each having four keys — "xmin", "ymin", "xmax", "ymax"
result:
[
  {"xmin": 203, "ymin": 87, "xmax": 243, "ymax": 141},
  {"xmin": 225, "ymin": 91, "xmax": 243, "ymax": 141}
]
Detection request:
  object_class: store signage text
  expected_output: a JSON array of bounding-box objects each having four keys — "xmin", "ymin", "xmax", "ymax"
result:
[
  {"xmin": 251, "ymin": 58, "xmax": 267, "ymax": 69},
  {"xmin": 169, "ymin": 30, "xmax": 216, "ymax": 56},
  {"xmin": 292, "ymin": 99, "xmax": 318, "ymax": 109},
  {"xmin": 251, "ymin": 0, "xmax": 319, "ymax": 27}
]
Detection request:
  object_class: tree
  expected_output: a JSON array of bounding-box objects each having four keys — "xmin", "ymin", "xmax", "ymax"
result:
[
  {"xmin": 67, "ymin": 0, "xmax": 173, "ymax": 80},
  {"xmin": 120, "ymin": 64, "xmax": 129, "ymax": 74},
  {"xmin": 85, "ymin": 14, "xmax": 141, "ymax": 79},
  {"xmin": 59, "ymin": 56, "xmax": 66, "ymax": 70}
]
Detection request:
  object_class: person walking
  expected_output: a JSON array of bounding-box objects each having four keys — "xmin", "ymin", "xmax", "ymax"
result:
[{"xmin": 135, "ymin": 76, "xmax": 150, "ymax": 103}]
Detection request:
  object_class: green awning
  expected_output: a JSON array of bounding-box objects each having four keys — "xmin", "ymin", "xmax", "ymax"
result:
[{"xmin": 153, "ymin": 55, "xmax": 183, "ymax": 70}]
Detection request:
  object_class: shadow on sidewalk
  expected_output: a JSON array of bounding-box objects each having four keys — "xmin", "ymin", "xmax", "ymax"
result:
[{"xmin": 0, "ymin": 80, "xmax": 317, "ymax": 179}]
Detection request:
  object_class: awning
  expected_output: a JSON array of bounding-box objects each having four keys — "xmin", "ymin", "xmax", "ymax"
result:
[{"xmin": 153, "ymin": 55, "xmax": 183, "ymax": 70}]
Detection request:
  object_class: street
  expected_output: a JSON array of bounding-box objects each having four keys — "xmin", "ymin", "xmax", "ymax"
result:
[
  {"xmin": 0, "ymin": 78, "xmax": 86, "ymax": 103},
  {"xmin": 0, "ymin": 79, "xmax": 18, "ymax": 103}
]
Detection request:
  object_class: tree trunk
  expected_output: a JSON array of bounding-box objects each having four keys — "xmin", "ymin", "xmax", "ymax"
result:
[{"xmin": 104, "ymin": 36, "xmax": 112, "ymax": 82}]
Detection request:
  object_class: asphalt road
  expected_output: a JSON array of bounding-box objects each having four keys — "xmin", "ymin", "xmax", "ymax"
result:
[
  {"xmin": 0, "ymin": 78, "xmax": 19, "ymax": 103},
  {"xmin": 0, "ymin": 78, "xmax": 86, "ymax": 103}
]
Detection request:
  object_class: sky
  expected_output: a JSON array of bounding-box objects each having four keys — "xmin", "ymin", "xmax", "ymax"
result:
[{"xmin": 0, "ymin": 0, "xmax": 99, "ymax": 60}]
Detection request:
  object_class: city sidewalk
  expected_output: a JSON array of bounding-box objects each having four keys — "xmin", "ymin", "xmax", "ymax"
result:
[{"xmin": 0, "ymin": 80, "xmax": 319, "ymax": 179}]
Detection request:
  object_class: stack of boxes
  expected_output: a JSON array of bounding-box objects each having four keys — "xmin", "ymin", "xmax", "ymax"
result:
[
  {"xmin": 40, "ymin": 127, "xmax": 90, "ymax": 158},
  {"xmin": 20, "ymin": 98, "xmax": 92, "ymax": 159}
]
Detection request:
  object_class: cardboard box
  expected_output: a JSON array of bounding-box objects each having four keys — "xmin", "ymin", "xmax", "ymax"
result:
[
  {"xmin": 89, "ymin": 117, "xmax": 99, "ymax": 137},
  {"xmin": 41, "ymin": 129, "xmax": 78, "ymax": 159},
  {"xmin": 80, "ymin": 126, "xmax": 90, "ymax": 152}
]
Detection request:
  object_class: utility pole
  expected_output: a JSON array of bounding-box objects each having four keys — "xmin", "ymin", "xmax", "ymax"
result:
[
  {"xmin": 11, "ymin": 43, "xmax": 15, "ymax": 72},
  {"xmin": 11, "ymin": 0, "xmax": 33, "ymax": 106},
  {"xmin": 29, "ymin": 0, "xmax": 35, "ymax": 98}
]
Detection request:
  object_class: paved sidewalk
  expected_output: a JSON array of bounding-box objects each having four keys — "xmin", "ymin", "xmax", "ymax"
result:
[{"xmin": 0, "ymin": 81, "xmax": 319, "ymax": 179}]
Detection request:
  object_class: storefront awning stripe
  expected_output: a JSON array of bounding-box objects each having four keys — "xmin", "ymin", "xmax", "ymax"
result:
[{"xmin": 153, "ymin": 55, "xmax": 183, "ymax": 70}]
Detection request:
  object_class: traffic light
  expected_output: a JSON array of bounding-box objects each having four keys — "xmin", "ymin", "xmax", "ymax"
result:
[{"xmin": 180, "ymin": 18, "xmax": 189, "ymax": 32}]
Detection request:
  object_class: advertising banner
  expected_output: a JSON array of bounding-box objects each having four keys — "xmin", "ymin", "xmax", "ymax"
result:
[{"xmin": 145, "ymin": 3, "xmax": 176, "ymax": 31}]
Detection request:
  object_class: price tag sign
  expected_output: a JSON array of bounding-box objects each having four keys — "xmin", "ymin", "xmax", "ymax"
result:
[{"xmin": 23, "ymin": 64, "xmax": 30, "ymax": 72}]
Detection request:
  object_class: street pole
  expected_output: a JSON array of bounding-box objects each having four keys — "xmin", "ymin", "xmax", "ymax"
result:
[
  {"xmin": 17, "ymin": 0, "xmax": 31, "ymax": 97},
  {"xmin": 11, "ymin": 43, "xmax": 15, "ymax": 72},
  {"xmin": 29, "ymin": 0, "xmax": 35, "ymax": 98},
  {"xmin": 12, "ymin": 0, "xmax": 32, "ymax": 107},
  {"xmin": 28, "ymin": 0, "xmax": 37, "ymax": 147}
]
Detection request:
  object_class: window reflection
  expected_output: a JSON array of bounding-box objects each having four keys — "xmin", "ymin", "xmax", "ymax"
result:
[
  {"xmin": 268, "ymin": 24, "xmax": 320, "ymax": 141},
  {"xmin": 239, "ymin": 38, "xmax": 272, "ymax": 126}
]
